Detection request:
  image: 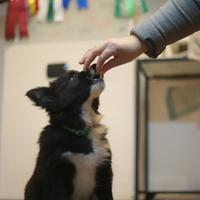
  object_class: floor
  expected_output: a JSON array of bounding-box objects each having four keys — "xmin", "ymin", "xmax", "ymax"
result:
[{"xmin": 138, "ymin": 193, "xmax": 200, "ymax": 200}]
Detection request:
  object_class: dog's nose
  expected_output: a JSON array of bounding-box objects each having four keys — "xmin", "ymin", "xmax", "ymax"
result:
[
  {"xmin": 80, "ymin": 64, "xmax": 99, "ymax": 80},
  {"xmin": 79, "ymin": 71, "xmax": 93, "ymax": 80},
  {"xmin": 88, "ymin": 64, "xmax": 96, "ymax": 78},
  {"xmin": 89, "ymin": 64, "xmax": 100, "ymax": 79},
  {"xmin": 90, "ymin": 64, "xmax": 96, "ymax": 72}
]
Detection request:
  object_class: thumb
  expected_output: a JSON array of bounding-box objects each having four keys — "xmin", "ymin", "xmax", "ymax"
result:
[
  {"xmin": 96, "ymin": 50, "xmax": 114, "ymax": 74},
  {"xmin": 101, "ymin": 57, "xmax": 122, "ymax": 74}
]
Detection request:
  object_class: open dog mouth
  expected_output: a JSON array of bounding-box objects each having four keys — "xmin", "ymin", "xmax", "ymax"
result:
[
  {"xmin": 86, "ymin": 64, "xmax": 103, "ymax": 82},
  {"xmin": 86, "ymin": 64, "xmax": 105, "ymax": 96}
]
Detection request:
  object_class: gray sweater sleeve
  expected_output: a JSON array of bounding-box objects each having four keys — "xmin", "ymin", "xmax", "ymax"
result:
[{"xmin": 130, "ymin": 0, "xmax": 200, "ymax": 58}]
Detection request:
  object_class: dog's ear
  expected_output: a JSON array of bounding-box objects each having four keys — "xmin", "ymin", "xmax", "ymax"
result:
[{"xmin": 26, "ymin": 87, "xmax": 53, "ymax": 108}]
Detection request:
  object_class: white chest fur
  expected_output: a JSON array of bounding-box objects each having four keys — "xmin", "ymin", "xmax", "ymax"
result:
[{"xmin": 62, "ymin": 126, "xmax": 110, "ymax": 200}]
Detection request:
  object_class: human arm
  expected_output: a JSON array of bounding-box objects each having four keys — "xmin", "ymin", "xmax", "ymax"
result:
[
  {"xmin": 131, "ymin": 0, "xmax": 200, "ymax": 58},
  {"xmin": 79, "ymin": 36, "xmax": 148, "ymax": 74},
  {"xmin": 80, "ymin": 0, "xmax": 200, "ymax": 74}
]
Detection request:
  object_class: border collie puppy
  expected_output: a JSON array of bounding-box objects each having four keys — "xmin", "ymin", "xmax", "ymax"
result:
[{"xmin": 25, "ymin": 65, "xmax": 113, "ymax": 200}]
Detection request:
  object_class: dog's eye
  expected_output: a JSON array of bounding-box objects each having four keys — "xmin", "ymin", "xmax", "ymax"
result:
[{"xmin": 70, "ymin": 74, "xmax": 78, "ymax": 81}]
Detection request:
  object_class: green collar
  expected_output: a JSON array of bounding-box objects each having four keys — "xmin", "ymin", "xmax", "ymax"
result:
[{"xmin": 62, "ymin": 125, "xmax": 91, "ymax": 137}]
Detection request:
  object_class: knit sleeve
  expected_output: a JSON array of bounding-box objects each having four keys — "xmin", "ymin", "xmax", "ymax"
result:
[{"xmin": 130, "ymin": 0, "xmax": 200, "ymax": 58}]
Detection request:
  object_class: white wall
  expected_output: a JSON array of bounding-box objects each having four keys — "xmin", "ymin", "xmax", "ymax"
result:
[
  {"xmin": 0, "ymin": 41, "xmax": 5, "ymax": 131},
  {"xmin": 0, "ymin": 41, "xmax": 135, "ymax": 200}
]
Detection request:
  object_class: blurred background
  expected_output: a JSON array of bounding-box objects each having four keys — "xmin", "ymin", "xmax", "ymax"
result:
[{"xmin": 0, "ymin": 1, "xmax": 200, "ymax": 200}]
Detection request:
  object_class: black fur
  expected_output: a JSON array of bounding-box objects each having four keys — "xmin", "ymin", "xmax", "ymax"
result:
[{"xmin": 25, "ymin": 67, "xmax": 113, "ymax": 200}]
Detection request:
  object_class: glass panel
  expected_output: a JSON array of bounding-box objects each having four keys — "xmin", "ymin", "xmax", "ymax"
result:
[{"xmin": 141, "ymin": 60, "xmax": 200, "ymax": 78}]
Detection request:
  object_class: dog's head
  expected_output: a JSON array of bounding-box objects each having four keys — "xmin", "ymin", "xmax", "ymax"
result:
[{"xmin": 26, "ymin": 64, "xmax": 104, "ymax": 126}]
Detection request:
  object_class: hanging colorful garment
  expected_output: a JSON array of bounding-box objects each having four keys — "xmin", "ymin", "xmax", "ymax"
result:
[
  {"xmin": 76, "ymin": 0, "xmax": 88, "ymax": 10},
  {"xmin": 47, "ymin": 0, "xmax": 54, "ymax": 22},
  {"xmin": 62, "ymin": 0, "xmax": 88, "ymax": 10},
  {"xmin": 140, "ymin": 0, "xmax": 148, "ymax": 13},
  {"xmin": 37, "ymin": 0, "xmax": 48, "ymax": 22},
  {"xmin": 17, "ymin": 0, "xmax": 29, "ymax": 38},
  {"xmin": 28, "ymin": 0, "xmax": 39, "ymax": 15},
  {"xmin": 125, "ymin": 0, "xmax": 136, "ymax": 17},
  {"xmin": 115, "ymin": 0, "xmax": 148, "ymax": 18},
  {"xmin": 5, "ymin": 0, "xmax": 18, "ymax": 40},
  {"xmin": 54, "ymin": 0, "xmax": 64, "ymax": 22},
  {"xmin": 35, "ymin": 0, "xmax": 39, "ymax": 12},
  {"xmin": 5, "ymin": 0, "xmax": 29, "ymax": 40},
  {"xmin": 115, "ymin": 0, "xmax": 135, "ymax": 17},
  {"xmin": 29, "ymin": 0, "xmax": 37, "ymax": 16},
  {"xmin": 62, "ymin": 0, "xmax": 70, "ymax": 10}
]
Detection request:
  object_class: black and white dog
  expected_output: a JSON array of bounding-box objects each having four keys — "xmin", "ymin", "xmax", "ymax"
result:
[{"xmin": 25, "ymin": 65, "xmax": 113, "ymax": 200}]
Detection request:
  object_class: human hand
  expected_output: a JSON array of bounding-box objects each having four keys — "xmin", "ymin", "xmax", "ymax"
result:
[{"xmin": 79, "ymin": 35, "xmax": 148, "ymax": 74}]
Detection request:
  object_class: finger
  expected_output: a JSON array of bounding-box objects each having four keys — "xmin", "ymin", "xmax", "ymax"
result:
[
  {"xmin": 79, "ymin": 58, "xmax": 86, "ymax": 65},
  {"xmin": 83, "ymin": 44, "xmax": 107, "ymax": 71},
  {"xmin": 83, "ymin": 51, "xmax": 99, "ymax": 71},
  {"xmin": 79, "ymin": 56, "xmax": 85, "ymax": 64},
  {"xmin": 96, "ymin": 50, "xmax": 114, "ymax": 74},
  {"xmin": 79, "ymin": 47, "xmax": 97, "ymax": 65},
  {"xmin": 101, "ymin": 57, "xmax": 121, "ymax": 74}
]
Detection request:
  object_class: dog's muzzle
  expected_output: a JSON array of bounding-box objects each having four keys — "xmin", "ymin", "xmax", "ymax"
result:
[
  {"xmin": 87, "ymin": 64, "xmax": 105, "ymax": 96},
  {"xmin": 88, "ymin": 64, "xmax": 100, "ymax": 79},
  {"xmin": 85, "ymin": 64, "xmax": 103, "ymax": 81}
]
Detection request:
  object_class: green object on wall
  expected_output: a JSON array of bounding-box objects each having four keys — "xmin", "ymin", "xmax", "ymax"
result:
[
  {"xmin": 114, "ymin": 0, "xmax": 121, "ymax": 17},
  {"xmin": 47, "ymin": 0, "xmax": 54, "ymax": 22},
  {"xmin": 114, "ymin": 0, "xmax": 148, "ymax": 18},
  {"xmin": 125, "ymin": 0, "xmax": 136, "ymax": 17},
  {"xmin": 114, "ymin": 0, "xmax": 136, "ymax": 17},
  {"xmin": 140, "ymin": 0, "xmax": 148, "ymax": 13}
]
